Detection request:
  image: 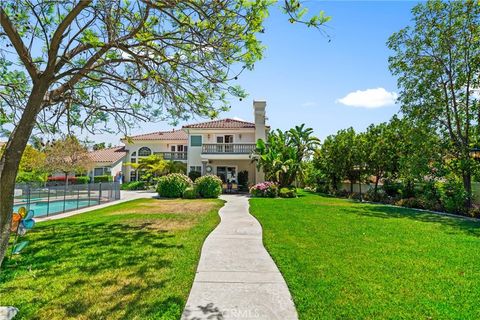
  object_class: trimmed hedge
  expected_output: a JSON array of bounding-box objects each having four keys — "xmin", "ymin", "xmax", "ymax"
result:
[
  {"xmin": 157, "ymin": 173, "xmax": 192, "ymax": 198},
  {"xmin": 195, "ymin": 175, "xmax": 223, "ymax": 198},
  {"xmin": 94, "ymin": 175, "xmax": 112, "ymax": 183},
  {"xmin": 121, "ymin": 181, "xmax": 146, "ymax": 190},
  {"xmin": 75, "ymin": 176, "xmax": 90, "ymax": 184}
]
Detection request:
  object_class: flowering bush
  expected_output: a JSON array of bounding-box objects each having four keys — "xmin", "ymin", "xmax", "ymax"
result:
[
  {"xmin": 195, "ymin": 175, "xmax": 223, "ymax": 198},
  {"xmin": 249, "ymin": 182, "xmax": 278, "ymax": 198},
  {"xmin": 156, "ymin": 173, "xmax": 192, "ymax": 198}
]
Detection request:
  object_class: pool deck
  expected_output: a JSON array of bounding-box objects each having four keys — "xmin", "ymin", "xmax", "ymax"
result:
[{"xmin": 35, "ymin": 190, "xmax": 158, "ymax": 222}]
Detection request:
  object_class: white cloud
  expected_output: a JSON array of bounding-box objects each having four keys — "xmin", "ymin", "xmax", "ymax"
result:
[
  {"xmin": 301, "ymin": 101, "xmax": 318, "ymax": 107},
  {"xmin": 336, "ymin": 87, "xmax": 398, "ymax": 108}
]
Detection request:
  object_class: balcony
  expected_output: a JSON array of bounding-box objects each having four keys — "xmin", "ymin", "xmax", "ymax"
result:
[
  {"xmin": 155, "ymin": 152, "xmax": 187, "ymax": 160},
  {"xmin": 202, "ymin": 143, "xmax": 256, "ymax": 154}
]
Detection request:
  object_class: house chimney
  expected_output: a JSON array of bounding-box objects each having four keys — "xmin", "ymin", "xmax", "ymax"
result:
[{"xmin": 253, "ymin": 100, "xmax": 266, "ymax": 143}]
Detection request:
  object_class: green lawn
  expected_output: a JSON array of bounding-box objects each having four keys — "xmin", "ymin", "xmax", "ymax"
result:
[
  {"xmin": 250, "ymin": 191, "xmax": 480, "ymax": 319},
  {"xmin": 0, "ymin": 198, "xmax": 223, "ymax": 320}
]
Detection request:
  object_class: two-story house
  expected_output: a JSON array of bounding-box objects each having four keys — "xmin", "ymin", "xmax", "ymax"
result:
[
  {"xmin": 89, "ymin": 100, "xmax": 268, "ymax": 186},
  {"xmin": 183, "ymin": 100, "xmax": 267, "ymax": 185}
]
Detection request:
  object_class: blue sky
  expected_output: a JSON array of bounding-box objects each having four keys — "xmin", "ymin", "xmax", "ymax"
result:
[{"xmin": 93, "ymin": 0, "xmax": 421, "ymax": 144}]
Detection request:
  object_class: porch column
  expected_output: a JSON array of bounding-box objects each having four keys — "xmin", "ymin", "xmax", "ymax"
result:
[{"xmin": 202, "ymin": 160, "xmax": 208, "ymax": 175}]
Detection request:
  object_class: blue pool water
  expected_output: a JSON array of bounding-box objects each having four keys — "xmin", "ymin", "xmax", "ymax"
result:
[{"xmin": 13, "ymin": 199, "xmax": 100, "ymax": 217}]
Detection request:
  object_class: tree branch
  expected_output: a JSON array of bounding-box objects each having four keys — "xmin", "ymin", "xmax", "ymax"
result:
[
  {"xmin": 0, "ymin": 8, "xmax": 39, "ymax": 80},
  {"xmin": 47, "ymin": 0, "xmax": 92, "ymax": 73}
]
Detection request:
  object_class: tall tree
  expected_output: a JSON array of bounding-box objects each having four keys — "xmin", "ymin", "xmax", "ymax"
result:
[
  {"xmin": 363, "ymin": 121, "xmax": 399, "ymax": 193},
  {"xmin": 0, "ymin": 0, "xmax": 329, "ymax": 266},
  {"xmin": 44, "ymin": 136, "xmax": 93, "ymax": 184},
  {"xmin": 388, "ymin": 0, "xmax": 480, "ymax": 205},
  {"xmin": 315, "ymin": 127, "xmax": 364, "ymax": 193}
]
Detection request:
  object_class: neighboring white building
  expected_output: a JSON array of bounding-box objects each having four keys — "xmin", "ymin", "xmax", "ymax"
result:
[
  {"xmin": 88, "ymin": 146, "xmax": 128, "ymax": 181},
  {"xmin": 89, "ymin": 100, "xmax": 269, "ymax": 186}
]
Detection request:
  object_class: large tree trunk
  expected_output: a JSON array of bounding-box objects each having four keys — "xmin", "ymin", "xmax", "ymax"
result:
[
  {"xmin": 463, "ymin": 170, "xmax": 472, "ymax": 209},
  {"xmin": 0, "ymin": 85, "xmax": 46, "ymax": 268}
]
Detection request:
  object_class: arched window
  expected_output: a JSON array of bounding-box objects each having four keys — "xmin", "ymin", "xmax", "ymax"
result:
[
  {"xmin": 130, "ymin": 151, "xmax": 137, "ymax": 163},
  {"xmin": 138, "ymin": 147, "xmax": 151, "ymax": 157}
]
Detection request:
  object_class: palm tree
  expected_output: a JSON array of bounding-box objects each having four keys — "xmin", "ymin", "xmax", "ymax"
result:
[{"xmin": 252, "ymin": 124, "xmax": 320, "ymax": 187}]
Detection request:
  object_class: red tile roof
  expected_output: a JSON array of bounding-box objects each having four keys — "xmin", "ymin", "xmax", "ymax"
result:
[
  {"xmin": 89, "ymin": 146, "xmax": 127, "ymax": 164},
  {"xmin": 183, "ymin": 118, "xmax": 255, "ymax": 129},
  {"xmin": 123, "ymin": 129, "xmax": 187, "ymax": 141}
]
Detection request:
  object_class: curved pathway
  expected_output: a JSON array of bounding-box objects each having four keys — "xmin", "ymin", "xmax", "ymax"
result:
[{"xmin": 182, "ymin": 195, "xmax": 298, "ymax": 320}]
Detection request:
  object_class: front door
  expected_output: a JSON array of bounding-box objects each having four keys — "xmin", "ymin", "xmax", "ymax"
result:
[{"xmin": 216, "ymin": 166, "xmax": 236, "ymax": 183}]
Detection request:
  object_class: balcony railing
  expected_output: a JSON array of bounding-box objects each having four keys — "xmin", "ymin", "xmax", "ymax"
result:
[
  {"xmin": 202, "ymin": 143, "xmax": 256, "ymax": 154},
  {"xmin": 154, "ymin": 152, "xmax": 187, "ymax": 160}
]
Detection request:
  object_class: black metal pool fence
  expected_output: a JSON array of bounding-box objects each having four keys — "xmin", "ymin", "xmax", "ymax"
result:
[{"xmin": 13, "ymin": 182, "xmax": 121, "ymax": 217}]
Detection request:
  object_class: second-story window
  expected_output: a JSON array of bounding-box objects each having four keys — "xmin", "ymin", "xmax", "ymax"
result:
[{"xmin": 138, "ymin": 147, "xmax": 151, "ymax": 157}]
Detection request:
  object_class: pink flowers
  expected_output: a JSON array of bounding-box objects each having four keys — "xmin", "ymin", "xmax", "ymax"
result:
[{"xmin": 250, "ymin": 182, "xmax": 278, "ymax": 197}]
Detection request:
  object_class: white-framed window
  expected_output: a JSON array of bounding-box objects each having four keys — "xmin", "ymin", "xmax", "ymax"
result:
[
  {"xmin": 189, "ymin": 166, "xmax": 202, "ymax": 173},
  {"xmin": 94, "ymin": 167, "xmax": 111, "ymax": 176}
]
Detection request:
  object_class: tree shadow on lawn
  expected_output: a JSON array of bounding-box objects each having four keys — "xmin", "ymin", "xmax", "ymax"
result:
[
  {"xmin": 0, "ymin": 220, "xmax": 189, "ymax": 319},
  {"xmin": 346, "ymin": 203, "xmax": 480, "ymax": 238}
]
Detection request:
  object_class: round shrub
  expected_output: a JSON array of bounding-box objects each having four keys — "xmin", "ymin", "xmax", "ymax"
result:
[
  {"xmin": 156, "ymin": 173, "xmax": 192, "ymax": 198},
  {"xmin": 436, "ymin": 179, "xmax": 468, "ymax": 214},
  {"xmin": 188, "ymin": 170, "xmax": 201, "ymax": 182},
  {"xmin": 183, "ymin": 187, "xmax": 198, "ymax": 199},
  {"xmin": 249, "ymin": 182, "xmax": 278, "ymax": 198},
  {"xmin": 279, "ymin": 187, "xmax": 297, "ymax": 198},
  {"xmin": 195, "ymin": 175, "xmax": 223, "ymax": 198}
]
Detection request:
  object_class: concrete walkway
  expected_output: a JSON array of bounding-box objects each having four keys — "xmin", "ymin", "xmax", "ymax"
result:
[
  {"xmin": 36, "ymin": 190, "xmax": 157, "ymax": 222},
  {"xmin": 182, "ymin": 195, "xmax": 298, "ymax": 320}
]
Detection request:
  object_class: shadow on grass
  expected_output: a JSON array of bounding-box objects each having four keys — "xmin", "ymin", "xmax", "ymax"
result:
[
  {"xmin": 344, "ymin": 203, "xmax": 480, "ymax": 237},
  {"xmin": 0, "ymin": 219, "xmax": 187, "ymax": 319}
]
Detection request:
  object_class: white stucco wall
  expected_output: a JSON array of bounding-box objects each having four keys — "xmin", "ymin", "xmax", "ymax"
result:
[
  {"xmin": 185, "ymin": 128, "xmax": 257, "ymax": 173},
  {"xmin": 122, "ymin": 140, "xmax": 188, "ymax": 182}
]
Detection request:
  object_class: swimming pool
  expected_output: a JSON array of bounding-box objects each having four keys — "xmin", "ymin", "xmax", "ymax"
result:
[{"xmin": 13, "ymin": 199, "xmax": 100, "ymax": 217}]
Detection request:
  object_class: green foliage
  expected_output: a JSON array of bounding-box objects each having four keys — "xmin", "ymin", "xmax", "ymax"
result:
[
  {"xmin": 250, "ymin": 182, "xmax": 278, "ymax": 198},
  {"xmin": 75, "ymin": 176, "xmax": 90, "ymax": 184},
  {"xmin": 156, "ymin": 173, "xmax": 192, "ymax": 198},
  {"xmin": 93, "ymin": 175, "xmax": 112, "ymax": 183},
  {"xmin": 436, "ymin": 179, "xmax": 469, "ymax": 214},
  {"xmin": 279, "ymin": 186, "xmax": 297, "ymax": 198},
  {"xmin": 15, "ymin": 171, "xmax": 47, "ymax": 183},
  {"xmin": 388, "ymin": 0, "xmax": 480, "ymax": 200},
  {"xmin": 182, "ymin": 187, "xmax": 198, "ymax": 199},
  {"xmin": 253, "ymin": 124, "xmax": 320, "ymax": 187},
  {"xmin": 195, "ymin": 175, "xmax": 223, "ymax": 198},
  {"xmin": 188, "ymin": 170, "xmax": 201, "ymax": 182},
  {"xmin": 314, "ymin": 127, "xmax": 363, "ymax": 191},
  {"xmin": 363, "ymin": 188, "xmax": 390, "ymax": 203},
  {"xmin": 121, "ymin": 181, "xmax": 146, "ymax": 191}
]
